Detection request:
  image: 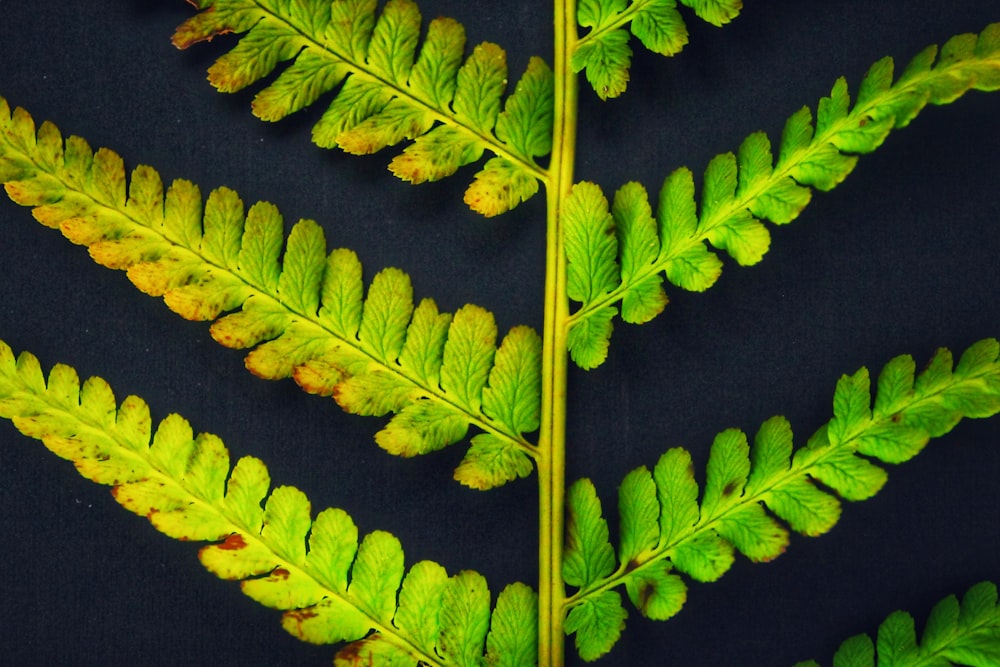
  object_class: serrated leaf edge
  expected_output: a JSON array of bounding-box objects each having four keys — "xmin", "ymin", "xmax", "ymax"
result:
[
  {"xmin": 563, "ymin": 339, "xmax": 1000, "ymax": 660},
  {"xmin": 0, "ymin": 97, "xmax": 540, "ymax": 489},
  {"xmin": 566, "ymin": 23, "xmax": 1000, "ymax": 368},
  {"xmin": 0, "ymin": 339, "xmax": 537, "ymax": 666}
]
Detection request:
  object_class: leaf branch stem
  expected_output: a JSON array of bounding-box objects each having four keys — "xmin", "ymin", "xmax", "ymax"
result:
[{"xmin": 536, "ymin": 1, "xmax": 579, "ymax": 665}]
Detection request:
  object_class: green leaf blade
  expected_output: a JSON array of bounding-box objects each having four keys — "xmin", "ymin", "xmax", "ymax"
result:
[
  {"xmin": 277, "ymin": 219, "xmax": 327, "ymax": 315},
  {"xmin": 438, "ymin": 571, "xmax": 492, "ymax": 667},
  {"xmin": 679, "ymin": 0, "xmax": 744, "ymax": 27},
  {"xmin": 408, "ymin": 17, "xmax": 466, "ymax": 108},
  {"xmin": 481, "ymin": 325, "xmax": 542, "ymax": 434},
  {"xmin": 653, "ymin": 447, "xmax": 700, "ymax": 547},
  {"xmin": 358, "ymin": 267, "xmax": 415, "ymax": 364},
  {"xmin": 394, "ymin": 560, "xmax": 449, "ymax": 652},
  {"xmin": 618, "ymin": 466, "xmax": 660, "ymax": 565},
  {"xmin": 347, "ymin": 530, "xmax": 406, "ymax": 625},
  {"xmin": 440, "ymin": 304, "xmax": 498, "ymax": 414},
  {"xmin": 631, "ymin": 1, "xmax": 689, "ymax": 56},
  {"xmin": 564, "ymin": 479, "xmax": 616, "ymax": 589},
  {"xmin": 485, "ymin": 582, "xmax": 539, "ymax": 667},
  {"xmin": 494, "ymin": 56, "xmax": 555, "ymax": 159},
  {"xmin": 565, "ymin": 591, "xmax": 628, "ymax": 662},
  {"xmin": 453, "ymin": 433, "xmax": 534, "ymax": 490},
  {"xmin": 304, "ymin": 507, "xmax": 359, "ymax": 594},
  {"xmin": 572, "ymin": 29, "xmax": 632, "ymax": 101},
  {"xmin": 567, "ymin": 305, "xmax": 616, "ymax": 370},
  {"xmin": 669, "ymin": 530, "xmax": 735, "ymax": 583},
  {"xmin": 621, "ymin": 560, "xmax": 687, "ymax": 621},
  {"xmin": 564, "ymin": 182, "xmax": 621, "ymax": 305}
]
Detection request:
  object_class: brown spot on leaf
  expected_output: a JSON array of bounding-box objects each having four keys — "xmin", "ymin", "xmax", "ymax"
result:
[
  {"xmin": 335, "ymin": 638, "xmax": 377, "ymax": 666},
  {"xmin": 171, "ymin": 7, "xmax": 232, "ymax": 49},
  {"xmin": 722, "ymin": 481, "xmax": 738, "ymax": 497},
  {"xmin": 217, "ymin": 533, "xmax": 247, "ymax": 551},
  {"xmin": 756, "ymin": 544, "xmax": 787, "ymax": 563},
  {"xmin": 271, "ymin": 567, "xmax": 291, "ymax": 580},
  {"xmin": 283, "ymin": 607, "xmax": 322, "ymax": 642},
  {"xmin": 638, "ymin": 581, "xmax": 653, "ymax": 612}
]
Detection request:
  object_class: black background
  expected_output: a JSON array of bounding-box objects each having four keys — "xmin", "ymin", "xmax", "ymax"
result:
[{"xmin": 1, "ymin": 2, "xmax": 998, "ymax": 665}]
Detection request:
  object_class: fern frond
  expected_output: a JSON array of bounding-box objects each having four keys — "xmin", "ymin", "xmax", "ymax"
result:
[
  {"xmin": 172, "ymin": 0, "xmax": 554, "ymax": 217},
  {"xmin": 0, "ymin": 97, "xmax": 541, "ymax": 489},
  {"xmin": 566, "ymin": 22, "xmax": 1000, "ymax": 368},
  {"xmin": 794, "ymin": 581, "xmax": 1000, "ymax": 667},
  {"xmin": 573, "ymin": 0, "xmax": 743, "ymax": 100},
  {"xmin": 0, "ymin": 339, "xmax": 538, "ymax": 666},
  {"xmin": 562, "ymin": 339, "xmax": 1000, "ymax": 661}
]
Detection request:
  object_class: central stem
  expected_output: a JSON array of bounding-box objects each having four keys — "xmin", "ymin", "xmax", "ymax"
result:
[{"xmin": 537, "ymin": 1, "xmax": 578, "ymax": 666}]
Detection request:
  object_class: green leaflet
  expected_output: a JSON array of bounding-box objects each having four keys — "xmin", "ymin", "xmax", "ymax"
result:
[
  {"xmin": 563, "ymin": 591, "xmax": 628, "ymax": 662},
  {"xmin": 678, "ymin": 0, "xmax": 742, "ymax": 27},
  {"xmin": 566, "ymin": 23, "xmax": 1000, "ymax": 369},
  {"xmin": 173, "ymin": 0, "xmax": 553, "ymax": 216},
  {"xmin": 563, "ymin": 339, "xmax": 1000, "ymax": 661},
  {"xmin": 572, "ymin": 0, "xmax": 742, "ymax": 100},
  {"xmin": 564, "ymin": 182, "xmax": 621, "ymax": 307},
  {"xmin": 794, "ymin": 581, "xmax": 1000, "ymax": 667},
  {"xmin": 438, "ymin": 570, "xmax": 492, "ymax": 666},
  {"xmin": 486, "ymin": 583, "xmax": 540, "ymax": 667},
  {"xmin": 0, "ymin": 97, "xmax": 540, "ymax": 490},
  {"xmin": 563, "ymin": 479, "xmax": 617, "ymax": 589},
  {"xmin": 0, "ymin": 339, "xmax": 537, "ymax": 667}
]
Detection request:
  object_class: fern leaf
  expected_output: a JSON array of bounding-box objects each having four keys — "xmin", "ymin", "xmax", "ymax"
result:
[
  {"xmin": 485, "ymin": 581, "xmax": 539, "ymax": 667},
  {"xmin": 0, "ymin": 339, "xmax": 537, "ymax": 666},
  {"xmin": 563, "ymin": 339, "xmax": 1000, "ymax": 661},
  {"xmin": 0, "ymin": 98, "xmax": 540, "ymax": 489},
  {"xmin": 566, "ymin": 23, "xmax": 1000, "ymax": 368},
  {"xmin": 172, "ymin": 0, "xmax": 553, "ymax": 216},
  {"xmin": 795, "ymin": 581, "xmax": 1000, "ymax": 667},
  {"xmin": 563, "ymin": 479, "xmax": 617, "ymax": 589},
  {"xmin": 564, "ymin": 182, "xmax": 621, "ymax": 306},
  {"xmin": 438, "ymin": 570, "xmax": 492, "ymax": 666},
  {"xmin": 573, "ymin": 0, "xmax": 743, "ymax": 100},
  {"xmin": 678, "ymin": 0, "xmax": 742, "ymax": 27},
  {"xmin": 563, "ymin": 591, "xmax": 628, "ymax": 662}
]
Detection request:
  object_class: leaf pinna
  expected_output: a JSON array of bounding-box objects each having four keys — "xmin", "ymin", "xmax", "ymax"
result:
[
  {"xmin": 572, "ymin": 0, "xmax": 743, "ymax": 100},
  {"xmin": 0, "ymin": 339, "xmax": 537, "ymax": 666},
  {"xmin": 173, "ymin": 0, "xmax": 554, "ymax": 217},
  {"xmin": 565, "ymin": 23, "xmax": 1000, "ymax": 368},
  {"xmin": 562, "ymin": 339, "xmax": 1000, "ymax": 660},
  {"xmin": 795, "ymin": 581, "xmax": 1000, "ymax": 667},
  {"xmin": 0, "ymin": 97, "xmax": 541, "ymax": 490}
]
